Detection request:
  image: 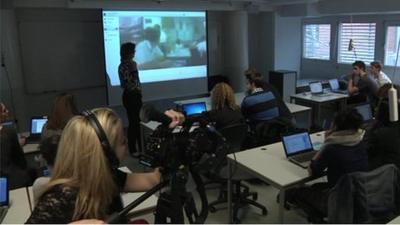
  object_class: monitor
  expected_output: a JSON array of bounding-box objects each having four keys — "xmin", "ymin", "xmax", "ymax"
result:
[
  {"xmin": 0, "ymin": 177, "xmax": 8, "ymax": 206},
  {"xmin": 329, "ymin": 79, "xmax": 340, "ymax": 90}
]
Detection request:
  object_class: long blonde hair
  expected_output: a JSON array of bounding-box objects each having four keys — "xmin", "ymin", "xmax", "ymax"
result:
[
  {"xmin": 48, "ymin": 108, "xmax": 122, "ymax": 220},
  {"xmin": 211, "ymin": 83, "xmax": 239, "ymax": 111},
  {"xmin": 47, "ymin": 93, "xmax": 79, "ymax": 130}
]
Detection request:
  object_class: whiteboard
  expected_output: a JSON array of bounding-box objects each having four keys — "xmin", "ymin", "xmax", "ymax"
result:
[{"xmin": 18, "ymin": 21, "xmax": 106, "ymax": 93}]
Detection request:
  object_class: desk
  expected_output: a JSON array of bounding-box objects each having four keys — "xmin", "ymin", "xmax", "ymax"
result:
[
  {"xmin": 174, "ymin": 92, "xmax": 312, "ymax": 129},
  {"xmin": 388, "ymin": 215, "xmax": 400, "ymax": 224},
  {"xmin": 290, "ymin": 91, "xmax": 348, "ymax": 127},
  {"xmin": 226, "ymin": 131, "xmax": 325, "ymax": 223},
  {"xmin": 2, "ymin": 188, "xmax": 32, "ymax": 224}
]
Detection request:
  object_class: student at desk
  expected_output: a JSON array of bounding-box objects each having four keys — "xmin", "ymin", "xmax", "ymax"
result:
[
  {"xmin": 27, "ymin": 108, "xmax": 184, "ymax": 223},
  {"xmin": 286, "ymin": 108, "xmax": 368, "ymax": 217},
  {"xmin": 241, "ymin": 71, "xmax": 292, "ymax": 129},
  {"xmin": 0, "ymin": 103, "xmax": 33, "ymax": 189},
  {"xmin": 202, "ymin": 82, "xmax": 244, "ymax": 129},
  {"xmin": 347, "ymin": 61, "xmax": 379, "ymax": 106}
]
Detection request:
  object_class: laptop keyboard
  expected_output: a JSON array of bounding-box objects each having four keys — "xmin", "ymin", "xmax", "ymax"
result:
[
  {"xmin": 0, "ymin": 207, "xmax": 8, "ymax": 223},
  {"xmin": 291, "ymin": 151, "xmax": 316, "ymax": 163}
]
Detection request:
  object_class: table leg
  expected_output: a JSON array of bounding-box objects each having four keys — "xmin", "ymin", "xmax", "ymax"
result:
[
  {"xmin": 227, "ymin": 160, "xmax": 233, "ymax": 223},
  {"xmin": 279, "ymin": 189, "xmax": 286, "ymax": 223}
]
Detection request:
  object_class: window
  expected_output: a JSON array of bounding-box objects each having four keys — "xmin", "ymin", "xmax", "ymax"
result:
[
  {"xmin": 385, "ymin": 26, "xmax": 400, "ymax": 66},
  {"xmin": 303, "ymin": 24, "xmax": 331, "ymax": 60},
  {"xmin": 338, "ymin": 23, "xmax": 376, "ymax": 64}
]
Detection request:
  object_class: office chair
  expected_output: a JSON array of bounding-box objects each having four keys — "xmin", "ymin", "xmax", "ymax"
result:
[
  {"xmin": 299, "ymin": 164, "xmax": 400, "ymax": 224},
  {"xmin": 207, "ymin": 123, "xmax": 268, "ymax": 223}
]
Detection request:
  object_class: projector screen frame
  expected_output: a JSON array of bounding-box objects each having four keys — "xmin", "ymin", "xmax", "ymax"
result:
[{"xmin": 102, "ymin": 9, "xmax": 210, "ymax": 105}]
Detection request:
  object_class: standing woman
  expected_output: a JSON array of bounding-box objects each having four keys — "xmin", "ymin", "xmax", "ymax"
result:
[{"xmin": 118, "ymin": 42, "xmax": 142, "ymax": 156}]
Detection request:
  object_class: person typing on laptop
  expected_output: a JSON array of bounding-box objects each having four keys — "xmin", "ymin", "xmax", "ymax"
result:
[{"xmin": 285, "ymin": 108, "xmax": 368, "ymax": 217}]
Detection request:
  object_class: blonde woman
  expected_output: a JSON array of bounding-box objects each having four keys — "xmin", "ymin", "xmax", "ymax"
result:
[
  {"xmin": 27, "ymin": 108, "xmax": 183, "ymax": 223},
  {"xmin": 41, "ymin": 93, "xmax": 79, "ymax": 140},
  {"xmin": 203, "ymin": 82, "xmax": 244, "ymax": 129}
]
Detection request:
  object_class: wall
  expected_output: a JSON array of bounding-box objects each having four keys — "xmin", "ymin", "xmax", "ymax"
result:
[{"xmin": 301, "ymin": 14, "xmax": 400, "ymax": 83}]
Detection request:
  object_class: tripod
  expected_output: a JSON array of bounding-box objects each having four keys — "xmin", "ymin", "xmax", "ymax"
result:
[{"xmin": 107, "ymin": 167, "xmax": 208, "ymax": 224}]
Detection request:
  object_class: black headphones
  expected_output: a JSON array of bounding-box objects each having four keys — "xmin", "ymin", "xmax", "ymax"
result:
[{"xmin": 82, "ymin": 110, "xmax": 120, "ymax": 170}]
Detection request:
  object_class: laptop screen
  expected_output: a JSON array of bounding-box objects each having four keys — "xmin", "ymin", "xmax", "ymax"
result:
[
  {"xmin": 182, "ymin": 102, "xmax": 207, "ymax": 116},
  {"xmin": 329, "ymin": 79, "xmax": 340, "ymax": 90},
  {"xmin": 355, "ymin": 104, "xmax": 373, "ymax": 121},
  {"xmin": 309, "ymin": 82, "xmax": 323, "ymax": 94},
  {"xmin": 282, "ymin": 132, "xmax": 313, "ymax": 156},
  {"xmin": 31, "ymin": 117, "xmax": 48, "ymax": 135},
  {"xmin": 0, "ymin": 177, "xmax": 8, "ymax": 206}
]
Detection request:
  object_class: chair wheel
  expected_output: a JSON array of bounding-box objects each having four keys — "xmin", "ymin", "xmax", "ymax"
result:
[
  {"xmin": 262, "ymin": 208, "xmax": 268, "ymax": 215},
  {"xmin": 252, "ymin": 193, "xmax": 258, "ymax": 201},
  {"xmin": 209, "ymin": 206, "xmax": 217, "ymax": 213}
]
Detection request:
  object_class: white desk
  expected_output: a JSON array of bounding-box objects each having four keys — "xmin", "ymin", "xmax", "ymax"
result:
[
  {"xmin": 2, "ymin": 188, "xmax": 32, "ymax": 224},
  {"xmin": 226, "ymin": 131, "xmax": 325, "ymax": 223},
  {"xmin": 290, "ymin": 91, "xmax": 348, "ymax": 127},
  {"xmin": 388, "ymin": 215, "xmax": 400, "ymax": 224}
]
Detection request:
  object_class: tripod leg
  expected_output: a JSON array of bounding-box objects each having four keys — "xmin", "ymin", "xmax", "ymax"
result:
[
  {"xmin": 154, "ymin": 193, "xmax": 185, "ymax": 224},
  {"xmin": 183, "ymin": 193, "xmax": 199, "ymax": 224}
]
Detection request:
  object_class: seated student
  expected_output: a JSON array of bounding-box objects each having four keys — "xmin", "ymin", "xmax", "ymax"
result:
[
  {"xmin": 367, "ymin": 84, "xmax": 400, "ymax": 170},
  {"xmin": 241, "ymin": 71, "xmax": 291, "ymax": 128},
  {"xmin": 27, "ymin": 107, "xmax": 184, "ymax": 223},
  {"xmin": 0, "ymin": 103, "xmax": 33, "ymax": 189},
  {"xmin": 370, "ymin": 61, "xmax": 392, "ymax": 87},
  {"xmin": 202, "ymin": 82, "xmax": 244, "ymax": 129},
  {"xmin": 244, "ymin": 69, "xmax": 292, "ymax": 121},
  {"xmin": 32, "ymin": 135, "xmax": 61, "ymax": 204},
  {"xmin": 41, "ymin": 93, "xmax": 79, "ymax": 140},
  {"xmin": 286, "ymin": 108, "xmax": 368, "ymax": 217},
  {"xmin": 347, "ymin": 61, "xmax": 379, "ymax": 106}
]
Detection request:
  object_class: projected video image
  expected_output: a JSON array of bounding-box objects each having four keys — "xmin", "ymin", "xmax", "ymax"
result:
[
  {"xmin": 119, "ymin": 16, "xmax": 206, "ymax": 70},
  {"xmin": 103, "ymin": 11, "xmax": 207, "ymax": 85}
]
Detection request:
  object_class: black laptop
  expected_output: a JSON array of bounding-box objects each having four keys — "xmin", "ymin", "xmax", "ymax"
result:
[
  {"xmin": 182, "ymin": 102, "xmax": 207, "ymax": 117},
  {"xmin": 329, "ymin": 79, "xmax": 348, "ymax": 94},
  {"xmin": 0, "ymin": 177, "xmax": 9, "ymax": 223},
  {"xmin": 26, "ymin": 116, "xmax": 48, "ymax": 143},
  {"xmin": 282, "ymin": 131, "xmax": 318, "ymax": 168}
]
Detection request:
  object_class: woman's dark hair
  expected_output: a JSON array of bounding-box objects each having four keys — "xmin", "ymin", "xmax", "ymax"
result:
[
  {"xmin": 39, "ymin": 135, "xmax": 61, "ymax": 167},
  {"xmin": 333, "ymin": 107, "xmax": 363, "ymax": 131},
  {"xmin": 120, "ymin": 42, "xmax": 136, "ymax": 60}
]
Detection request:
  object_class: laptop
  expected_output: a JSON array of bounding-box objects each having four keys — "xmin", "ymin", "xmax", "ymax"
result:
[
  {"xmin": 354, "ymin": 103, "xmax": 374, "ymax": 123},
  {"xmin": 27, "ymin": 116, "xmax": 48, "ymax": 143},
  {"xmin": 309, "ymin": 82, "xmax": 328, "ymax": 96},
  {"xmin": 329, "ymin": 79, "xmax": 348, "ymax": 94},
  {"xmin": 0, "ymin": 177, "xmax": 9, "ymax": 223},
  {"xmin": 182, "ymin": 102, "xmax": 207, "ymax": 117},
  {"xmin": 282, "ymin": 131, "xmax": 317, "ymax": 168}
]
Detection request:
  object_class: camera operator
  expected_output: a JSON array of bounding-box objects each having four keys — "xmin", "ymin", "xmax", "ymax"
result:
[{"xmin": 26, "ymin": 107, "xmax": 184, "ymax": 224}]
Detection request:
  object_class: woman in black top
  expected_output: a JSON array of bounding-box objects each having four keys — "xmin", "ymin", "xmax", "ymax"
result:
[
  {"xmin": 118, "ymin": 42, "xmax": 142, "ymax": 156},
  {"xmin": 0, "ymin": 103, "xmax": 31, "ymax": 189},
  {"xmin": 203, "ymin": 82, "xmax": 244, "ymax": 129},
  {"xmin": 26, "ymin": 108, "xmax": 163, "ymax": 223}
]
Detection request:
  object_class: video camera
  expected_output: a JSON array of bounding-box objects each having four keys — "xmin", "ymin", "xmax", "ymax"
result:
[{"xmin": 139, "ymin": 116, "xmax": 228, "ymax": 174}]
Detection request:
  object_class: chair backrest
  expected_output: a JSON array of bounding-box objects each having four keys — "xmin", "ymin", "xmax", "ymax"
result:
[
  {"xmin": 328, "ymin": 164, "xmax": 400, "ymax": 224},
  {"xmin": 218, "ymin": 123, "xmax": 248, "ymax": 153},
  {"xmin": 254, "ymin": 117, "xmax": 296, "ymax": 146}
]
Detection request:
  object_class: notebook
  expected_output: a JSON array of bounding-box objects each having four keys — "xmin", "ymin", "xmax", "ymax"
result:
[
  {"xmin": 27, "ymin": 116, "xmax": 48, "ymax": 142},
  {"xmin": 282, "ymin": 131, "xmax": 317, "ymax": 168},
  {"xmin": 182, "ymin": 102, "xmax": 207, "ymax": 117},
  {"xmin": 329, "ymin": 79, "xmax": 348, "ymax": 94}
]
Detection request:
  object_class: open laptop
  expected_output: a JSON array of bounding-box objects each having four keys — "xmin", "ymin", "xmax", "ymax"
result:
[
  {"xmin": 354, "ymin": 103, "xmax": 374, "ymax": 123},
  {"xmin": 182, "ymin": 102, "xmax": 207, "ymax": 117},
  {"xmin": 282, "ymin": 131, "xmax": 317, "ymax": 168},
  {"xmin": 329, "ymin": 79, "xmax": 348, "ymax": 94},
  {"xmin": 309, "ymin": 81, "xmax": 328, "ymax": 96},
  {"xmin": 0, "ymin": 177, "xmax": 9, "ymax": 223},
  {"xmin": 27, "ymin": 116, "xmax": 48, "ymax": 143}
]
